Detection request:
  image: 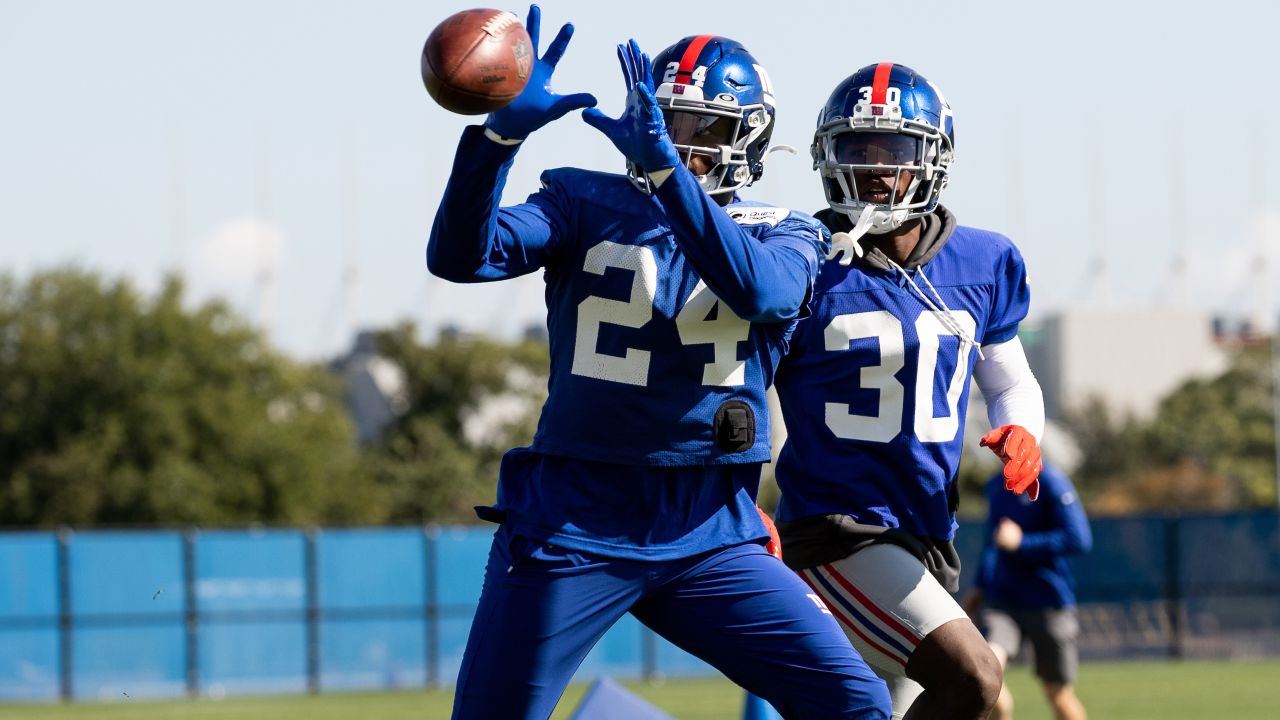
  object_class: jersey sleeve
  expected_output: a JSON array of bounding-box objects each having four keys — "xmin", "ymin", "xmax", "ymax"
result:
[
  {"xmin": 426, "ymin": 126, "xmax": 570, "ymax": 283},
  {"xmin": 973, "ymin": 337, "xmax": 1045, "ymax": 441},
  {"xmin": 982, "ymin": 241, "xmax": 1032, "ymax": 344},
  {"xmin": 652, "ymin": 166, "xmax": 826, "ymax": 323}
]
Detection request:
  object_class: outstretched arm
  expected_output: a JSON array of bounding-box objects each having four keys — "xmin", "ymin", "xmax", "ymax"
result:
[
  {"xmin": 975, "ymin": 337, "xmax": 1045, "ymax": 499},
  {"xmin": 583, "ymin": 40, "xmax": 819, "ymax": 323},
  {"xmin": 426, "ymin": 4, "xmax": 594, "ymax": 282},
  {"xmin": 427, "ymin": 128, "xmax": 562, "ymax": 282},
  {"xmin": 655, "ymin": 169, "xmax": 821, "ymax": 322}
]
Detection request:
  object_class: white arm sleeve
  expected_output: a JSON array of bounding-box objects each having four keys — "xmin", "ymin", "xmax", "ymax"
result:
[{"xmin": 973, "ymin": 336, "xmax": 1045, "ymax": 441}]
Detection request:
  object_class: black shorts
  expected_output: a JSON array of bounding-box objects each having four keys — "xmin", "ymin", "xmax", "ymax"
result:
[{"xmin": 979, "ymin": 605, "xmax": 1079, "ymax": 684}]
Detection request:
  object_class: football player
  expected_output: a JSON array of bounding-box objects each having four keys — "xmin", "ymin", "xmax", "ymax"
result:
[
  {"xmin": 772, "ymin": 63, "xmax": 1046, "ymax": 720},
  {"xmin": 968, "ymin": 462, "xmax": 1092, "ymax": 720},
  {"xmin": 427, "ymin": 7, "xmax": 890, "ymax": 719}
]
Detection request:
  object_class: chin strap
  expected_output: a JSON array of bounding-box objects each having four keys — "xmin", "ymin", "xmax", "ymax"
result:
[
  {"xmin": 826, "ymin": 205, "xmax": 877, "ymax": 265},
  {"xmin": 826, "ymin": 203, "xmax": 984, "ymax": 361}
]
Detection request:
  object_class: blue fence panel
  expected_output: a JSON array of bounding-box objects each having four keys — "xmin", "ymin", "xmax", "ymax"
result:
[
  {"xmin": 0, "ymin": 628, "xmax": 59, "ymax": 701},
  {"xmin": 433, "ymin": 525, "xmax": 493, "ymax": 608},
  {"xmin": 0, "ymin": 533, "xmax": 59, "ymax": 702},
  {"xmin": 435, "ymin": 616, "xmax": 476, "ymax": 685},
  {"xmin": 0, "ymin": 534, "xmax": 58, "ymax": 620},
  {"xmin": 316, "ymin": 528, "xmax": 425, "ymax": 690},
  {"xmin": 1073, "ymin": 516, "xmax": 1168, "ymax": 602},
  {"xmin": 1176, "ymin": 513, "xmax": 1280, "ymax": 657},
  {"xmin": 195, "ymin": 529, "xmax": 308, "ymax": 695},
  {"xmin": 4, "ymin": 512, "xmax": 1280, "ymax": 703},
  {"xmin": 72, "ymin": 625, "xmax": 186, "ymax": 699},
  {"xmin": 196, "ymin": 529, "xmax": 306, "ymax": 613},
  {"xmin": 67, "ymin": 531, "xmax": 187, "ymax": 699},
  {"xmin": 1179, "ymin": 512, "xmax": 1280, "ymax": 592},
  {"xmin": 319, "ymin": 618, "xmax": 425, "ymax": 691},
  {"xmin": 69, "ymin": 531, "xmax": 185, "ymax": 617},
  {"xmin": 317, "ymin": 528, "xmax": 424, "ymax": 610},
  {"xmin": 199, "ymin": 621, "xmax": 306, "ymax": 696},
  {"xmin": 431, "ymin": 525, "xmax": 494, "ymax": 683}
]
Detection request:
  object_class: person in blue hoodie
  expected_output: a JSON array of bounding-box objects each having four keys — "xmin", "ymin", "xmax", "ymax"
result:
[{"xmin": 967, "ymin": 463, "xmax": 1092, "ymax": 720}]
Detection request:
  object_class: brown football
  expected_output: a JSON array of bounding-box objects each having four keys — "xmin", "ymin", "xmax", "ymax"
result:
[{"xmin": 420, "ymin": 8, "xmax": 533, "ymax": 115}]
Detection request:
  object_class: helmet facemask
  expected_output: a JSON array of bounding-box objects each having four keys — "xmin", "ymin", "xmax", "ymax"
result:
[
  {"xmin": 813, "ymin": 105, "xmax": 953, "ymax": 235},
  {"xmin": 628, "ymin": 83, "xmax": 773, "ymax": 197}
]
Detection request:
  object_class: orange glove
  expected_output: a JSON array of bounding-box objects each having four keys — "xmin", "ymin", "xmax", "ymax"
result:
[
  {"xmin": 757, "ymin": 506, "xmax": 783, "ymax": 560},
  {"xmin": 980, "ymin": 425, "xmax": 1042, "ymax": 501}
]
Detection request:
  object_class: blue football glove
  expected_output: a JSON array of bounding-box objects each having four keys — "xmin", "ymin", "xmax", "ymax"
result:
[
  {"xmin": 484, "ymin": 4, "xmax": 597, "ymax": 140},
  {"xmin": 582, "ymin": 39, "xmax": 681, "ymax": 173}
]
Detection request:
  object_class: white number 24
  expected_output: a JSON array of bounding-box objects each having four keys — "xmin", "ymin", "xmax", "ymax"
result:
[
  {"xmin": 571, "ymin": 242, "xmax": 749, "ymax": 388},
  {"xmin": 823, "ymin": 309, "xmax": 976, "ymax": 443}
]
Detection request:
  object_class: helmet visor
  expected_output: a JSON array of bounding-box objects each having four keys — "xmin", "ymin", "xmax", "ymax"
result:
[
  {"xmin": 662, "ymin": 110, "xmax": 737, "ymax": 149},
  {"xmin": 833, "ymin": 132, "xmax": 921, "ymax": 166}
]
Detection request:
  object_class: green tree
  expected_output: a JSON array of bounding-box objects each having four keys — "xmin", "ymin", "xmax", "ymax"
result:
[
  {"xmin": 0, "ymin": 268, "xmax": 372, "ymax": 527},
  {"xmin": 1141, "ymin": 345, "xmax": 1276, "ymax": 507},
  {"xmin": 362, "ymin": 323, "xmax": 549, "ymax": 523},
  {"xmin": 1063, "ymin": 345, "xmax": 1277, "ymax": 512}
]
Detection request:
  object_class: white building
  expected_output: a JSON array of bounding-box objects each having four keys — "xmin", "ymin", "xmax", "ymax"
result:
[{"xmin": 1023, "ymin": 309, "xmax": 1229, "ymax": 420}]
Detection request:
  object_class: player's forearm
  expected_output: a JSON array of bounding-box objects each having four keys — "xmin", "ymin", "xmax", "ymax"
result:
[
  {"xmin": 1018, "ymin": 507, "xmax": 1091, "ymax": 558},
  {"xmin": 974, "ymin": 337, "xmax": 1045, "ymax": 440},
  {"xmin": 427, "ymin": 126, "xmax": 522, "ymax": 282},
  {"xmin": 1014, "ymin": 529, "xmax": 1073, "ymax": 559},
  {"xmin": 653, "ymin": 168, "xmax": 813, "ymax": 322}
]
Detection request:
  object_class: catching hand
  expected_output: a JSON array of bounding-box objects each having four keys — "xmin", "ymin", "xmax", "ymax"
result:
[
  {"xmin": 980, "ymin": 424, "xmax": 1042, "ymax": 500},
  {"xmin": 581, "ymin": 39, "xmax": 681, "ymax": 173},
  {"xmin": 484, "ymin": 4, "xmax": 597, "ymax": 140}
]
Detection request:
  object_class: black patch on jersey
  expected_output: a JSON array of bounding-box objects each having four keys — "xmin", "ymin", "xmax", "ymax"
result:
[{"xmin": 713, "ymin": 399, "xmax": 755, "ymax": 453}]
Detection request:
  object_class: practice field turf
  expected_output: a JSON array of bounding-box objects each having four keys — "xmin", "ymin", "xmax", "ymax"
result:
[{"xmin": 2, "ymin": 659, "xmax": 1277, "ymax": 719}]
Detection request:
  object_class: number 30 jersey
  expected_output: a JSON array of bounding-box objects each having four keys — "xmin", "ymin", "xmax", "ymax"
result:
[{"xmin": 773, "ymin": 216, "xmax": 1030, "ymax": 542}]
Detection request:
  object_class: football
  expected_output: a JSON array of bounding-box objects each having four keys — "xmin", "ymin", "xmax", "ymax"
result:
[{"xmin": 420, "ymin": 8, "xmax": 533, "ymax": 115}]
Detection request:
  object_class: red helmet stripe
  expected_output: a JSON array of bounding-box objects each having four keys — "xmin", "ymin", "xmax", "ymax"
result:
[
  {"xmin": 675, "ymin": 34, "xmax": 715, "ymax": 82},
  {"xmin": 871, "ymin": 62, "xmax": 894, "ymax": 104}
]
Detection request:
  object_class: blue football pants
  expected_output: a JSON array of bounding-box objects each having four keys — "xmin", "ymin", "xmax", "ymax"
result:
[{"xmin": 451, "ymin": 527, "xmax": 890, "ymax": 719}]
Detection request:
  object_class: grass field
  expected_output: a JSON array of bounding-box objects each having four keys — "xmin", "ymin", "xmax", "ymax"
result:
[{"xmin": 1, "ymin": 659, "xmax": 1277, "ymax": 719}]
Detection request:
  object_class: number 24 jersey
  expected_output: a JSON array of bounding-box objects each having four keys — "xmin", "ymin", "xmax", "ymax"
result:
[{"xmin": 510, "ymin": 168, "xmax": 827, "ymax": 466}]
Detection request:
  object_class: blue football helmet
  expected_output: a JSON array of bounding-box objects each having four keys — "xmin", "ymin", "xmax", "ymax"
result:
[
  {"xmin": 634, "ymin": 36, "xmax": 776, "ymax": 197},
  {"xmin": 812, "ymin": 63, "xmax": 955, "ymax": 235}
]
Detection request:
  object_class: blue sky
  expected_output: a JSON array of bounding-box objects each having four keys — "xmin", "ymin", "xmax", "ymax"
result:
[{"xmin": 2, "ymin": 0, "xmax": 1277, "ymax": 359}]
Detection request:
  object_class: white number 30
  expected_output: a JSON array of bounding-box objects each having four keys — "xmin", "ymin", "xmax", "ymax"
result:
[{"xmin": 824, "ymin": 309, "xmax": 975, "ymax": 443}]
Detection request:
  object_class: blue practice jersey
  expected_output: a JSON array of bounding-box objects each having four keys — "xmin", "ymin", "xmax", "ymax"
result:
[
  {"xmin": 774, "ymin": 222, "xmax": 1030, "ymax": 542},
  {"xmin": 430, "ymin": 127, "xmax": 827, "ymax": 466},
  {"xmin": 976, "ymin": 464, "xmax": 1092, "ymax": 609},
  {"xmin": 428, "ymin": 126, "xmax": 827, "ymax": 559},
  {"xmin": 525, "ymin": 173, "xmax": 824, "ymax": 465}
]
